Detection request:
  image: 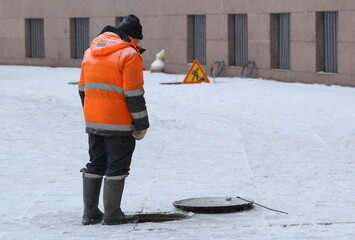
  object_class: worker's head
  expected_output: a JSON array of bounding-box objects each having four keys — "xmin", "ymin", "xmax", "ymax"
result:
[{"xmin": 117, "ymin": 14, "xmax": 143, "ymax": 40}]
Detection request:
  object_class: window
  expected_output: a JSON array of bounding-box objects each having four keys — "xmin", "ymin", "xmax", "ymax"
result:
[
  {"xmin": 316, "ymin": 11, "xmax": 338, "ymax": 73},
  {"xmin": 228, "ymin": 14, "xmax": 248, "ymax": 67},
  {"xmin": 25, "ymin": 19, "xmax": 45, "ymax": 58},
  {"xmin": 116, "ymin": 17, "xmax": 124, "ymax": 27},
  {"xmin": 70, "ymin": 18, "xmax": 90, "ymax": 59},
  {"xmin": 187, "ymin": 15, "xmax": 206, "ymax": 64},
  {"xmin": 271, "ymin": 13, "xmax": 291, "ymax": 69}
]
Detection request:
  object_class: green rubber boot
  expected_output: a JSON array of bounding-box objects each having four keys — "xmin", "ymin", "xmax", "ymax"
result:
[
  {"xmin": 82, "ymin": 173, "xmax": 104, "ymax": 225},
  {"xmin": 102, "ymin": 177, "xmax": 138, "ymax": 225}
]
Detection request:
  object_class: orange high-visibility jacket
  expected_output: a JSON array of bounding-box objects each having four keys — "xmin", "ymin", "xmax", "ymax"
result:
[{"xmin": 79, "ymin": 31, "xmax": 149, "ymax": 136}]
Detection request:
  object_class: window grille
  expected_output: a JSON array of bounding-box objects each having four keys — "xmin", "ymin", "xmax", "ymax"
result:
[
  {"xmin": 189, "ymin": 15, "xmax": 206, "ymax": 65},
  {"xmin": 71, "ymin": 18, "xmax": 89, "ymax": 59},
  {"xmin": 116, "ymin": 17, "xmax": 124, "ymax": 27},
  {"xmin": 26, "ymin": 19, "xmax": 45, "ymax": 58},
  {"xmin": 323, "ymin": 12, "xmax": 338, "ymax": 73},
  {"xmin": 234, "ymin": 14, "xmax": 248, "ymax": 67},
  {"xmin": 278, "ymin": 13, "xmax": 291, "ymax": 69}
]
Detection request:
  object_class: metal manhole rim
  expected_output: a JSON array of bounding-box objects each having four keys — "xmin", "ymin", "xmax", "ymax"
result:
[{"xmin": 173, "ymin": 196, "xmax": 254, "ymax": 214}]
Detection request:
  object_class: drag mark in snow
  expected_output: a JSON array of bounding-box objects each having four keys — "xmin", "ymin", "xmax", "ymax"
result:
[
  {"xmin": 270, "ymin": 221, "xmax": 355, "ymax": 228},
  {"xmin": 18, "ymin": 189, "xmax": 49, "ymax": 220}
]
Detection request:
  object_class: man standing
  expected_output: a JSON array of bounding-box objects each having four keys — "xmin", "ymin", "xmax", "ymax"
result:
[{"xmin": 78, "ymin": 14, "xmax": 149, "ymax": 225}]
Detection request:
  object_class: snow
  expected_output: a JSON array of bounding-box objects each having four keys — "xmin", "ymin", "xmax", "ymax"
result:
[{"xmin": 0, "ymin": 65, "xmax": 354, "ymax": 239}]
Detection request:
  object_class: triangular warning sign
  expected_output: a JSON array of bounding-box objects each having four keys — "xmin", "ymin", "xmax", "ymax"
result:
[{"xmin": 183, "ymin": 60, "xmax": 210, "ymax": 84}]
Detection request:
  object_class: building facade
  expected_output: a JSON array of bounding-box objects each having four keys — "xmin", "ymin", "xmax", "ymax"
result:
[{"xmin": 0, "ymin": 0, "xmax": 354, "ymax": 86}]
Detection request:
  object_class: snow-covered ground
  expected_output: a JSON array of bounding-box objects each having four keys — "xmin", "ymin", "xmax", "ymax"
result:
[{"xmin": 0, "ymin": 65, "xmax": 354, "ymax": 240}]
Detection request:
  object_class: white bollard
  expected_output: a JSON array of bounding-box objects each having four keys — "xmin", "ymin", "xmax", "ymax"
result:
[{"xmin": 150, "ymin": 49, "xmax": 165, "ymax": 73}]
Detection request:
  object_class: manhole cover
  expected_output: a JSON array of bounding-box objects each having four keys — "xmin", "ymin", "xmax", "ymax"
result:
[
  {"xmin": 173, "ymin": 197, "xmax": 253, "ymax": 213},
  {"xmin": 136, "ymin": 213, "xmax": 190, "ymax": 223}
]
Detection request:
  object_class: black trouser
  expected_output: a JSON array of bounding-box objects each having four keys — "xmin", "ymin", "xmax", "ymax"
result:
[{"xmin": 86, "ymin": 134, "xmax": 136, "ymax": 177}]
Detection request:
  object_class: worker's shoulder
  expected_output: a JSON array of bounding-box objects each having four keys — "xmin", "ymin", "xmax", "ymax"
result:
[
  {"xmin": 121, "ymin": 45, "xmax": 140, "ymax": 55},
  {"xmin": 120, "ymin": 46, "xmax": 141, "ymax": 61}
]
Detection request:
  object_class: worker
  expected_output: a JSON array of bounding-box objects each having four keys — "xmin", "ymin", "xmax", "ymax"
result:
[{"xmin": 78, "ymin": 14, "xmax": 149, "ymax": 225}]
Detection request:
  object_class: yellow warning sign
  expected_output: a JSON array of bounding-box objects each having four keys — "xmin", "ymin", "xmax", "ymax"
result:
[{"xmin": 183, "ymin": 60, "xmax": 210, "ymax": 84}]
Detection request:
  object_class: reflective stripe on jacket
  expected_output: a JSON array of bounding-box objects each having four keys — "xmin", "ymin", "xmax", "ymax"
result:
[{"xmin": 79, "ymin": 31, "xmax": 149, "ymax": 136}]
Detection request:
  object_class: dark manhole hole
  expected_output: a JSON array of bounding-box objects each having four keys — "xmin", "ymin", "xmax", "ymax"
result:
[{"xmin": 136, "ymin": 213, "xmax": 190, "ymax": 223}]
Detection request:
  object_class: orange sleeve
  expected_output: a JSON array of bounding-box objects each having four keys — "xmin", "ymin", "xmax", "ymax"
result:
[
  {"xmin": 79, "ymin": 62, "xmax": 86, "ymax": 88},
  {"xmin": 122, "ymin": 50, "xmax": 144, "ymax": 91}
]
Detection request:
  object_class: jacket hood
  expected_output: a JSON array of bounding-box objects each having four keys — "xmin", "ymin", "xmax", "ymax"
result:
[{"xmin": 90, "ymin": 32, "xmax": 132, "ymax": 56}]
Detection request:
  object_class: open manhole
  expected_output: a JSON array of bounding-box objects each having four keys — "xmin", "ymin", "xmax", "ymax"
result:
[
  {"xmin": 173, "ymin": 197, "xmax": 254, "ymax": 213},
  {"xmin": 159, "ymin": 81, "xmax": 183, "ymax": 85},
  {"xmin": 136, "ymin": 213, "xmax": 190, "ymax": 223},
  {"xmin": 68, "ymin": 81, "xmax": 79, "ymax": 85}
]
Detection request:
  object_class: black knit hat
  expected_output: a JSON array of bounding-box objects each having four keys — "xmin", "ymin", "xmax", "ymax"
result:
[{"xmin": 117, "ymin": 14, "xmax": 143, "ymax": 40}]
